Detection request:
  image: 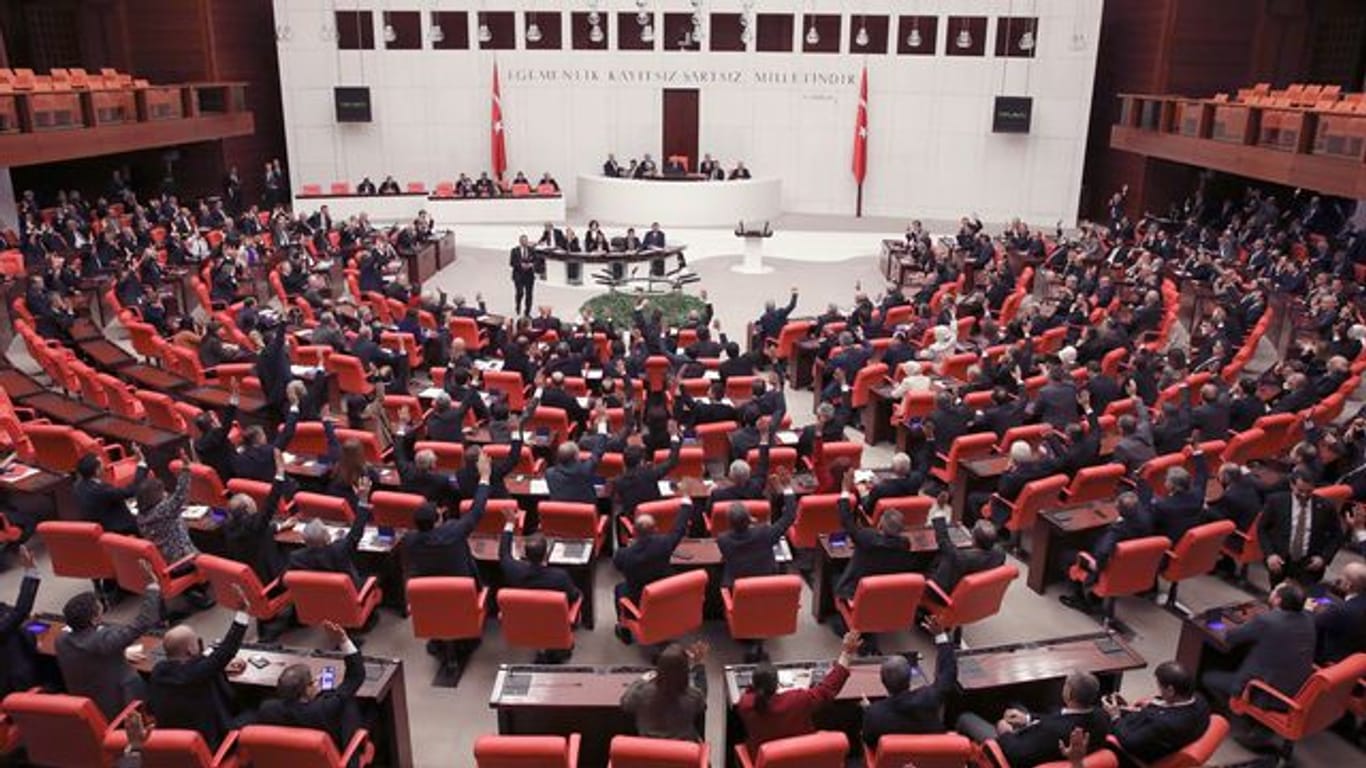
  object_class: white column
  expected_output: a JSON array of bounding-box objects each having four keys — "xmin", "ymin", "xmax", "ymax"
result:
[{"xmin": 0, "ymin": 168, "xmax": 17, "ymax": 233}]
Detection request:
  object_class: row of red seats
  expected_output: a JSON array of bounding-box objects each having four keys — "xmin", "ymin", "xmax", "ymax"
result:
[{"xmin": 298, "ymin": 180, "xmax": 560, "ymax": 198}]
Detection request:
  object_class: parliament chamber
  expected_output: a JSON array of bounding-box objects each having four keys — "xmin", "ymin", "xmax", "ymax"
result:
[{"xmin": 2, "ymin": 2, "xmax": 1366, "ymax": 768}]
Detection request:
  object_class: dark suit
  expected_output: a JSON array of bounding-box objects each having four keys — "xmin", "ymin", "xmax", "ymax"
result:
[
  {"xmin": 997, "ymin": 708, "xmax": 1111, "ymax": 768},
  {"xmin": 393, "ymin": 432, "xmax": 461, "ymax": 509},
  {"xmin": 257, "ymin": 648, "xmax": 364, "ymax": 752},
  {"xmin": 74, "ymin": 468, "xmax": 149, "ymax": 536},
  {"xmin": 717, "ymin": 494, "xmax": 797, "ymax": 587},
  {"xmin": 1028, "ymin": 381, "xmax": 1080, "ymax": 429},
  {"xmin": 509, "ymin": 245, "xmax": 540, "ymax": 316},
  {"xmin": 56, "ymin": 589, "xmax": 162, "ymax": 719},
  {"xmin": 1314, "ymin": 594, "xmax": 1366, "ymax": 664},
  {"xmin": 287, "ymin": 506, "xmax": 371, "ymax": 589},
  {"xmin": 642, "ymin": 229, "xmax": 666, "ymax": 249},
  {"xmin": 1204, "ymin": 607, "xmax": 1315, "ymax": 708},
  {"xmin": 615, "ymin": 440, "xmax": 681, "ymax": 515},
  {"xmin": 930, "ymin": 517, "xmax": 1005, "ymax": 593},
  {"xmin": 499, "ymin": 529, "xmax": 580, "ymax": 604},
  {"xmin": 0, "ymin": 574, "xmax": 41, "ymax": 696},
  {"xmin": 1206, "ymin": 473, "xmax": 1262, "ymax": 531},
  {"xmin": 1191, "ymin": 398, "xmax": 1231, "ymax": 438},
  {"xmin": 402, "ymin": 484, "xmax": 489, "ymax": 580},
  {"xmin": 613, "ymin": 500, "xmax": 694, "ymax": 604},
  {"xmin": 222, "ymin": 479, "xmax": 290, "ymax": 584},
  {"xmin": 1111, "ymin": 697, "xmax": 1211, "ymax": 764},
  {"xmin": 861, "ymin": 473, "xmax": 925, "ymax": 515},
  {"xmin": 861, "ymin": 640, "xmax": 958, "ymax": 747},
  {"xmin": 147, "ymin": 617, "xmax": 248, "ymax": 747},
  {"xmin": 835, "ymin": 496, "xmax": 932, "ymax": 599},
  {"xmin": 546, "ymin": 442, "xmax": 606, "ymax": 504},
  {"xmin": 1141, "ymin": 452, "xmax": 1209, "ymax": 543}
]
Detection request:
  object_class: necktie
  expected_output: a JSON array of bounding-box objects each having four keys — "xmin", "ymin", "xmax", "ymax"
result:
[{"xmin": 1290, "ymin": 496, "xmax": 1308, "ymax": 559}]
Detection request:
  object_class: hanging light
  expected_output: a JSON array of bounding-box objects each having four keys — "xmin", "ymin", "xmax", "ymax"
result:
[
  {"xmin": 589, "ymin": 23, "xmax": 604, "ymax": 43},
  {"xmin": 805, "ymin": 21, "xmax": 820, "ymax": 46},
  {"xmin": 637, "ymin": 10, "xmax": 650, "ymax": 26},
  {"xmin": 588, "ymin": 11, "xmax": 600, "ymax": 26},
  {"xmin": 429, "ymin": 23, "xmax": 444, "ymax": 43},
  {"xmin": 526, "ymin": 11, "xmax": 543, "ymax": 43},
  {"xmin": 641, "ymin": 23, "xmax": 654, "ymax": 42},
  {"xmin": 855, "ymin": 22, "xmax": 869, "ymax": 48},
  {"xmin": 383, "ymin": 13, "xmax": 397, "ymax": 43},
  {"xmin": 478, "ymin": 13, "xmax": 492, "ymax": 43},
  {"xmin": 1018, "ymin": 28, "xmax": 1036, "ymax": 51},
  {"xmin": 955, "ymin": 21, "xmax": 972, "ymax": 49},
  {"xmin": 907, "ymin": 17, "xmax": 922, "ymax": 48}
]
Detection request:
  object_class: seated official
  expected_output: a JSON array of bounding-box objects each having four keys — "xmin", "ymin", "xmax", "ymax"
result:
[
  {"xmin": 603, "ymin": 154, "xmax": 623, "ymax": 177},
  {"xmin": 0, "ymin": 547, "xmax": 45, "ymax": 697},
  {"xmin": 222, "ymin": 469, "xmax": 293, "ymax": 599},
  {"xmin": 620, "ymin": 642, "xmax": 707, "ymax": 741},
  {"xmin": 613, "ymin": 497, "xmax": 696, "ymax": 636},
  {"xmin": 930, "ymin": 516, "xmax": 1004, "ymax": 593},
  {"xmin": 402, "ymin": 454, "xmax": 492, "ymax": 580},
  {"xmin": 718, "ymin": 479, "xmax": 797, "ymax": 588},
  {"xmin": 57, "ymin": 564, "xmax": 162, "ymax": 719},
  {"xmin": 709, "ymin": 443, "xmax": 770, "ymax": 505},
  {"xmin": 538, "ymin": 172, "xmax": 559, "ymax": 192},
  {"xmin": 861, "ymin": 619, "xmax": 959, "ymax": 748},
  {"xmin": 957, "ymin": 671, "xmax": 1111, "ymax": 768},
  {"xmin": 378, "ymin": 175, "xmax": 401, "ymax": 194},
  {"xmin": 147, "ymin": 596, "xmax": 251, "ymax": 749},
  {"xmin": 257, "ymin": 621, "xmax": 365, "ymax": 754},
  {"xmin": 1061, "ymin": 491, "xmax": 1152, "ymax": 614},
  {"xmin": 834, "ymin": 475, "xmax": 933, "ymax": 654},
  {"xmin": 355, "ymin": 176, "xmax": 376, "ymax": 195},
  {"xmin": 288, "ymin": 478, "xmax": 373, "ymax": 590},
  {"xmin": 1104, "ymin": 662, "xmax": 1210, "ymax": 768},
  {"xmin": 1314, "ymin": 562, "xmax": 1366, "ymax": 664},
  {"xmin": 615, "ymin": 433, "xmax": 682, "ymax": 517},
  {"xmin": 859, "ymin": 452, "xmax": 925, "ymax": 515},
  {"xmin": 729, "ymin": 161, "xmax": 752, "ymax": 180},
  {"xmin": 1200, "ymin": 582, "xmax": 1314, "ymax": 714},
  {"xmin": 392, "ymin": 414, "xmax": 463, "ymax": 508},
  {"xmin": 642, "ymin": 222, "xmax": 666, "ymax": 250},
  {"xmin": 546, "ymin": 435, "xmax": 609, "ymax": 505},
  {"xmin": 497, "ymin": 505, "xmax": 581, "ymax": 662},
  {"xmin": 1206, "ymin": 462, "xmax": 1263, "ymax": 531},
  {"xmin": 737, "ymin": 631, "xmax": 861, "ymax": 757}
]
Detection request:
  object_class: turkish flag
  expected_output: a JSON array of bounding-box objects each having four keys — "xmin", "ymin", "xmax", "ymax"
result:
[
  {"xmin": 851, "ymin": 64, "xmax": 868, "ymax": 185},
  {"xmin": 491, "ymin": 62, "xmax": 507, "ymax": 181}
]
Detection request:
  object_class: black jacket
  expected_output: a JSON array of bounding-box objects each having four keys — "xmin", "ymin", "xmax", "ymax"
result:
[
  {"xmin": 287, "ymin": 506, "xmax": 371, "ymax": 589},
  {"xmin": 861, "ymin": 474, "xmax": 925, "ymax": 516},
  {"xmin": 1258, "ymin": 492, "xmax": 1343, "ymax": 565},
  {"xmin": 861, "ymin": 639, "xmax": 958, "ymax": 747},
  {"xmin": 402, "ymin": 484, "xmax": 489, "ymax": 580},
  {"xmin": 1314, "ymin": 594, "xmax": 1366, "ymax": 665},
  {"xmin": 1206, "ymin": 473, "xmax": 1262, "ymax": 531},
  {"xmin": 147, "ymin": 617, "xmax": 248, "ymax": 747},
  {"xmin": 717, "ymin": 493, "xmax": 796, "ymax": 587},
  {"xmin": 222, "ymin": 478, "xmax": 291, "ymax": 584},
  {"xmin": 0, "ymin": 574, "xmax": 41, "ymax": 696},
  {"xmin": 998, "ymin": 708, "xmax": 1111, "ymax": 767},
  {"xmin": 74, "ymin": 468, "xmax": 149, "ymax": 535},
  {"xmin": 613, "ymin": 500, "xmax": 694, "ymax": 602},
  {"xmin": 1111, "ymin": 697, "xmax": 1211, "ymax": 764},
  {"xmin": 1224, "ymin": 607, "xmax": 1316, "ymax": 700},
  {"xmin": 546, "ymin": 441, "xmax": 606, "ymax": 504},
  {"xmin": 615, "ymin": 440, "xmax": 681, "ymax": 515},
  {"xmin": 499, "ymin": 529, "xmax": 581, "ymax": 604},
  {"xmin": 393, "ymin": 431, "xmax": 461, "ymax": 509},
  {"xmin": 835, "ymin": 496, "xmax": 932, "ymax": 599},
  {"xmin": 930, "ymin": 517, "xmax": 1005, "ymax": 593},
  {"xmin": 257, "ymin": 649, "xmax": 365, "ymax": 752}
]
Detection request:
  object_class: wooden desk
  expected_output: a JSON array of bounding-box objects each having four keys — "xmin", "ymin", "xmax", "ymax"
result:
[
  {"xmin": 0, "ymin": 368, "xmax": 46, "ymax": 399},
  {"xmin": 469, "ymin": 534, "xmax": 599, "ymax": 629},
  {"xmin": 951, "ymin": 632, "xmax": 1146, "ymax": 720},
  {"xmin": 77, "ymin": 338, "xmax": 136, "ymax": 370},
  {"xmin": 18, "ymin": 392, "xmax": 105, "ymax": 425},
  {"xmin": 0, "ymin": 464, "xmax": 75, "ymax": 522},
  {"xmin": 809, "ymin": 524, "xmax": 970, "ymax": 622},
  {"xmin": 491, "ymin": 663, "xmax": 692, "ymax": 767},
  {"xmin": 119, "ymin": 363, "xmax": 192, "ymax": 392},
  {"xmin": 1175, "ymin": 600, "xmax": 1265, "ymax": 684},
  {"xmin": 723, "ymin": 657, "xmax": 913, "ymax": 756},
  {"xmin": 82, "ymin": 416, "xmax": 187, "ymax": 478},
  {"xmin": 181, "ymin": 387, "xmax": 271, "ymax": 428},
  {"xmin": 30, "ymin": 615, "xmax": 413, "ymax": 767},
  {"xmin": 69, "ymin": 316, "xmax": 104, "ymax": 343},
  {"xmin": 950, "ymin": 456, "xmax": 1009, "ymax": 522},
  {"xmin": 1026, "ymin": 501, "xmax": 1119, "ymax": 594},
  {"xmin": 862, "ymin": 384, "xmax": 897, "ymax": 446}
]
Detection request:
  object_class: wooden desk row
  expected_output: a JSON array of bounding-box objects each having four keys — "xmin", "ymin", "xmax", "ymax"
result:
[{"xmin": 29, "ymin": 613, "xmax": 414, "ymax": 767}]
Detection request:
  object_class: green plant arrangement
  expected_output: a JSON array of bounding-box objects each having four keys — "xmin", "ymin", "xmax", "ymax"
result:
[{"xmin": 580, "ymin": 291, "xmax": 707, "ymax": 327}]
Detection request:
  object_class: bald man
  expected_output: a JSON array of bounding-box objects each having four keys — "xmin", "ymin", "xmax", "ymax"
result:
[
  {"xmin": 612, "ymin": 497, "xmax": 697, "ymax": 638},
  {"xmin": 861, "ymin": 619, "xmax": 959, "ymax": 747},
  {"xmin": 146, "ymin": 585, "xmax": 250, "ymax": 748},
  {"xmin": 1314, "ymin": 561, "xmax": 1366, "ymax": 664}
]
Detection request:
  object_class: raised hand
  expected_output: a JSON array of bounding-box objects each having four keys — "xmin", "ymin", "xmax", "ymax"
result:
[
  {"xmin": 840, "ymin": 630, "xmax": 862, "ymax": 655},
  {"xmin": 231, "ymin": 583, "xmax": 249, "ymax": 608},
  {"xmin": 321, "ymin": 620, "xmax": 348, "ymax": 648},
  {"xmin": 477, "ymin": 451, "xmax": 492, "ymax": 482},
  {"xmin": 138, "ymin": 558, "xmax": 158, "ymax": 585}
]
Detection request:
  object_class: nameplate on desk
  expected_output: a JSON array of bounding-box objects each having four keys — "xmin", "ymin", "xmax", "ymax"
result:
[
  {"xmin": 181, "ymin": 505, "xmax": 212, "ymax": 521},
  {"xmin": 773, "ymin": 540, "xmax": 793, "ymax": 563},
  {"xmin": 657, "ymin": 480, "xmax": 675, "ymax": 496},
  {"xmin": 528, "ymin": 479, "xmax": 550, "ymax": 495},
  {"xmin": 416, "ymin": 387, "xmax": 444, "ymax": 400},
  {"xmin": 775, "ymin": 430, "xmax": 799, "ymax": 446},
  {"xmin": 549, "ymin": 540, "xmax": 591, "ymax": 565},
  {"xmin": 359, "ymin": 528, "xmax": 397, "ymax": 552}
]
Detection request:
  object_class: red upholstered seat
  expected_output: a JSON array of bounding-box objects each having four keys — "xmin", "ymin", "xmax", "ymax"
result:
[
  {"xmin": 538, "ymin": 501, "xmax": 606, "ymax": 552},
  {"xmin": 1068, "ymin": 535, "xmax": 1170, "ymax": 625},
  {"xmin": 497, "ymin": 588, "xmax": 581, "ymax": 653},
  {"xmin": 408, "ymin": 576, "xmax": 488, "ymax": 686},
  {"xmin": 195, "ymin": 553, "xmax": 291, "ymax": 621},
  {"xmin": 239, "ymin": 724, "xmax": 374, "ymax": 768},
  {"xmin": 922, "ymin": 563, "xmax": 1018, "ymax": 633},
  {"xmin": 118, "ymin": 728, "xmax": 241, "ymax": 768},
  {"xmin": 1160, "ymin": 520, "xmax": 1236, "ymax": 609},
  {"xmin": 734, "ymin": 731, "xmax": 848, "ymax": 768},
  {"xmin": 0, "ymin": 691, "xmax": 140, "ymax": 768},
  {"xmin": 282, "ymin": 570, "xmax": 381, "ymax": 629},
  {"xmin": 473, "ymin": 733, "xmax": 580, "ymax": 768},
  {"xmin": 38, "ymin": 521, "xmax": 114, "ymax": 581},
  {"xmin": 787, "ymin": 493, "xmax": 841, "ymax": 549},
  {"xmin": 707, "ymin": 500, "xmax": 770, "ymax": 535},
  {"xmin": 837, "ymin": 573, "xmax": 925, "ymax": 634},
  {"xmin": 607, "ymin": 735, "xmax": 706, "ymax": 768},
  {"xmin": 862, "ymin": 732, "xmax": 975, "ymax": 768},
  {"xmin": 722, "ymin": 575, "xmax": 802, "ymax": 644},
  {"xmin": 369, "ymin": 490, "xmax": 425, "ymax": 528},
  {"xmin": 617, "ymin": 569, "xmax": 708, "ymax": 646},
  {"xmin": 1228, "ymin": 654, "xmax": 1366, "ymax": 763},
  {"xmin": 930, "ymin": 432, "xmax": 997, "ymax": 485},
  {"xmin": 1142, "ymin": 713, "xmax": 1229, "ymax": 768},
  {"xmin": 100, "ymin": 532, "xmax": 203, "ymax": 598}
]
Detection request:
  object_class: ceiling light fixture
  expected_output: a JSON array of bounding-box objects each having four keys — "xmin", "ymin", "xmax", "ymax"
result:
[
  {"xmin": 805, "ymin": 21, "xmax": 820, "ymax": 46},
  {"xmin": 382, "ymin": 13, "xmax": 396, "ymax": 43},
  {"xmin": 855, "ymin": 23, "xmax": 869, "ymax": 48},
  {"xmin": 907, "ymin": 17, "xmax": 922, "ymax": 48},
  {"xmin": 1018, "ymin": 28, "xmax": 1035, "ymax": 51},
  {"xmin": 955, "ymin": 21, "xmax": 972, "ymax": 49},
  {"xmin": 589, "ymin": 23, "xmax": 604, "ymax": 43},
  {"xmin": 478, "ymin": 13, "xmax": 492, "ymax": 43}
]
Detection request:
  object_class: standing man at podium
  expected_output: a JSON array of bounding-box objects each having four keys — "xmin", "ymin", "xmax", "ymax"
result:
[{"xmin": 509, "ymin": 234, "xmax": 541, "ymax": 317}]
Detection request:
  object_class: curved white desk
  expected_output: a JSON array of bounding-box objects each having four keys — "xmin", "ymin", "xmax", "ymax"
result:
[{"xmin": 576, "ymin": 175, "xmax": 781, "ymax": 228}]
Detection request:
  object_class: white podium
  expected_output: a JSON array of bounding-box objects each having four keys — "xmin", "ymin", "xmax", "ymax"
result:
[{"xmin": 576, "ymin": 175, "xmax": 781, "ymax": 228}]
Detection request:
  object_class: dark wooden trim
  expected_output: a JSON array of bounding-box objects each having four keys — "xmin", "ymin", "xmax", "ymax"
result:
[{"xmin": 0, "ymin": 111, "xmax": 253, "ymax": 167}]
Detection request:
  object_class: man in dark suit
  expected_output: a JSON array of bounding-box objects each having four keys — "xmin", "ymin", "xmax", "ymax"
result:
[
  {"xmin": 1206, "ymin": 463, "xmax": 1262, "ymax": 531},
  {"xmin": 147, "ymin": 592, "xmax": 251, "ymax": 748},
  {"xmin": 642, "ymin": 223, "xmax": 666, "ymax": 250},
  {"xmin": 255, "ymin": 325, "xmax": 293, "ymax": 420},
  {"xmin": 1258, "ymin": 469, "xmax": 1344, "ymax": 586},
  {"xmin": 718, "ymin": 483, "xmax": 797, "ymax": 590},
  {"xmin": 0, "ymin": 547, "xmax": 44, "ymax": 697},
  {"xmin": 860, "ymin": 453, "xmax": 925, "ymax": 516},
  {"xmin": 615, "ymin": 434, "xmax": 682, "ymax": 517},
  {"xmin": 835, "ymin": 478, "xmax": 933, "ymax": 654},
  {"xmin": 257, "ymin": 621, "xmax": 364, "ymax": 754},
  {"xmin": 1190, "ymin": 383, "xmax": 1231, "ymax": 438},
  {"xmin": 546, "ymin": 435, "xmax": 608, "ymax": 504},
  {"xmin": 509, "ymin": 234, "xmax": 541, "ymax": 317},
  {"xmin": 603, "ymin": 154, "xmax": 622, "ymax": 177},
  {"xmin": 861, "ymin": 621, "xmax": 958, "ymax": 747},
  {"xmin": 971, "ymin": 388, "xmax": 1026, "ymax": 438},
  {"xmin": 1201, "ymin": 582, "xmax": 1315, "ymax": 715},
  {"xmin": 612, "ymin": 497, "xmax": 696, "ymax": 637},
  {"xmin": 56, "ymin": 564, "xmax": 161, "ymax": 719},
  {"xmin": 1086, "ymin": 361, "xmax": 1124, "ymax": 414},
  {"xmin": 927, "ymin": 391, "xmax": 974, "ymax": 454},
  {"xmin": 1025, "ymin": 365, "xmax": 1080, "ymax": 429},
  {"xmin": 930, "ymin": 517, "xmax": 1004, "ymax": 594},
  {"xmin": 1105, "ymin": 662, "xmax": 1210, "ymax": 766},
  {"xmin": 1139, "ymin": 444, "xmax": 1210, "ymax": 544},
  {"xmin": 710, "ymin": 443, "xmax": 771, "ymax": 506},
  {"xmin": 958, "ymin": 671, "xmax": 1111, "ymax": 767},
  {"xmin": 288, "ymin": 479, "xmax": 373, "ymax": 589},
  {"xmin": 73, "ymin": 449, "xmax": 148, "ymax": 536},
  {"xmin": 497, "ymin": 505, "xmax": 581, "ymax": 662},
  {"xmin": 1314, "ymin": 562, "xmax": 1366, "ymax": 664},
  {"xmin": 756, "ymin": 288, "xmax": 799, "ymax": 343},
  {"xmin": 402, "ymin": 454, "xmax": 491, "ymax": 580},
  {"xmin": 392, "ymin": 414, "xmax": 464, "ymax": 509},
  {"xmin": 1113, "ymin": 395, "xmax": 1157, "ymax": 475}
]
